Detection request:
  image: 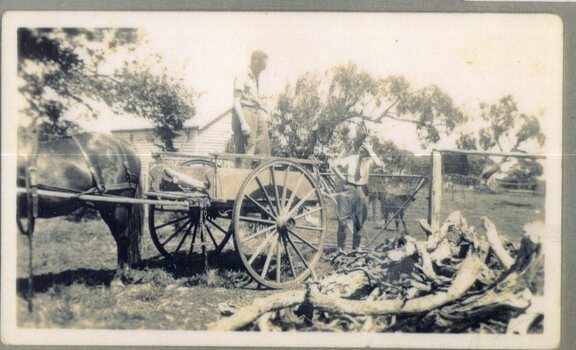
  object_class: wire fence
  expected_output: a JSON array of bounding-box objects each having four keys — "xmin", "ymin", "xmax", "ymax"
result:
[{"xmin": 436, "ymin": 151, "xmax": 546, "ymax": 241}]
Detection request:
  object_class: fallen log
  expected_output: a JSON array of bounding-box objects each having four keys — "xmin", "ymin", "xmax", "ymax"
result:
[
  {"xmin": 415, "ymin": 242, "xmax": 450, "ymax": 284},
  {"xmin": 482, "ymin": 216, "xmax": 515, "ymax": 269},
  {"xmin": 208, "ymin": 290, "xmax": 306, "ymax": 331},
  {"xmin": 317, "ymin": 271, "xmax": 369, "ymax": 298},
  {"xmin": 308, "ymin": 252, "xmax": 484, "ymax": 316},
  {"xmin": 210, "ymin": 212, "xmax": 544, "ymax": 333}
]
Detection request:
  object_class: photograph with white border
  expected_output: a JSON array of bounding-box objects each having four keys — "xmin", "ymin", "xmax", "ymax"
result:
[{"xmin": 1, "ymin": 11, "xmax": 562, "ymax": 348}]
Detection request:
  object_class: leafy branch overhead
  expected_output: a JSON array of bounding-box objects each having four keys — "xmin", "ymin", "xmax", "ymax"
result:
[
  {"xmin": 18, "ymin": 28, "xmax": 195, "ymax": 150},
  {"xmin": 271, "ymin": 63, "xmax": 465, "ymax": 158},
  {"xmin": 104, "ymin": 67, "xmax": 196, "ymax": 151},
  {"xmin": 457, "ymin": 95, "xmax": 545, "ymax": 153},
  {"xmin": 454, "ymin": 96, "xmax": 546, "ymax": 183}
]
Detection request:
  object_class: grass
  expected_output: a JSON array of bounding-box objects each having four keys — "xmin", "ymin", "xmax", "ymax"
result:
[{"xmin": 15, "ymin": 188, "xmax": 545, "ymax": 330}]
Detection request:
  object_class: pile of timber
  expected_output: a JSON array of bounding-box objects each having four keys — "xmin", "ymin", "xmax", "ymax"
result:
[{"xmin": 209, "ymin": 211, "xmax": 545, "ymax": 333}]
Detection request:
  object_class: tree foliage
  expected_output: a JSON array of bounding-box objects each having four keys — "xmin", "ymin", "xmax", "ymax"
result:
[
  {"xmin": 270, "ymin": 63, "xmax": 464, "ymax": 160},
  {"xmin": 456, "ymin": 95, "xmax": 545, "ymax": 153},
  {"xmin": 18, "ymin": 28, "xmax": 195, "ymax": 150},
  {"xmin": 455, "ymin": 96, "xmax": 546, "ymax": 182},
  {"xmin": 104, "ymin": 66, "xmax": 195, "ymax": 151}
]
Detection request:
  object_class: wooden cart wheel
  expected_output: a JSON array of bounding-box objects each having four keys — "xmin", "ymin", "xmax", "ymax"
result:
[
  {"xmin": 149, "ymin": 205, "xmax": 233, "ymax": 263},
  {"xmin": 233, "ymin": 160, "xmax": 327, "ymax": 289}
]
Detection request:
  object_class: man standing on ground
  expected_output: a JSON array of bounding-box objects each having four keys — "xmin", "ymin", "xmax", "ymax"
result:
[
  {"xmin": 330, "ymin": 139, "xmax": 384, "ymax": 251},
  {"xmin": 232, "ymin": 50, "xmax": 271, "ymax": 168}
]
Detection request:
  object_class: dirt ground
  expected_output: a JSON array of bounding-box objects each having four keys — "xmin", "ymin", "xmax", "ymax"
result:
[{"xmin": 15, "ymin": 188, "xmax": 544, "ymax": 330}]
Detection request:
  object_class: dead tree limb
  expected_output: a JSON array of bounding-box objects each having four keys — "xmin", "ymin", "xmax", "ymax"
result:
[
  {"xmin": 208, "ymin": 290, "xmax": 306, "ymax": 331},
  {"xmin": 210, "ymin": 213, "xmax": 545, "ymax": 333},
  {"xmin": 482, "ymin": 216, "xmax": 515, "ymax": 269},
  {"xmin": 308, "ymin": 253, "xmax": 485, "ymax": 316}
]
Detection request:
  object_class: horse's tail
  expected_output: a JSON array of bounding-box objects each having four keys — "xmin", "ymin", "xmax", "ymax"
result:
[{"xmin": 127, "ymin": 168, "xmax": 144, "ymax": 266}]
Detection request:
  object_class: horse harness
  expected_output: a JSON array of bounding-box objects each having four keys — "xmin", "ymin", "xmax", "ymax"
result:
[
  {"xmin": 69, "ymin": 134, "xmax": 138, "ymax": 195},
  {"xmin": 20, "ymin": 134, "xmax": 138, "ymax": 199}
]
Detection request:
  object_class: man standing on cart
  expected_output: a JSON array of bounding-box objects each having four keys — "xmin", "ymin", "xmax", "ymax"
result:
[
  {"xmin": 330, "ymin": 137, "xmax": 384, "ymax": 251},
  {"xmin": 232, "ymin": 50, "xmax": 271, "ymax": 168}
]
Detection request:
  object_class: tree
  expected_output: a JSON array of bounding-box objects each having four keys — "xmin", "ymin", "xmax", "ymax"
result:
[
  {"xmin": 270, "ymin": 62, "xmax": 464, "ymax": 159},
  {"xmin": 456, "ymin": 95, "xmax": 546, "ymax": 183},
  {"xmin": 18, "ymin": 28, "xmax": 137, "ymax": 130},
  {"xmin": 17, "ymin": 28, "xmax": 195, "ymax": 150},
  {"xmin": 17, "ymin": 28, "xmax": 197, "ymax": 264},
  {"xmin": 457, "ymin": 95, "xmax": 545, "ymax": 153},
  {"xmin": 101, "ymin": 65, "xmax": 196, "ymax": 151}
]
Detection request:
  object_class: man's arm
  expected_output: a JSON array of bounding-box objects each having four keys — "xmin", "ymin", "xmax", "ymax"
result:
[
  {"xmin": 233, "ymin": 78, "xmax": 251, "ymax": 137},
  {"xmin": 363, "ymin": 141, "xmax": 384, "ymax": 169},
  {"xmin": 330, "ymin": 157, "xmax": 348, "ymax": 182}
]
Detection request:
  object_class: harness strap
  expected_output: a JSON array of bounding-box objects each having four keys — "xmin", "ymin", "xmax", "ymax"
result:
[
  {"xmin": 123, "ymin": 160, "xmax": 139, "ymax": 185},
  {"xmin": 71, "ymin": 134, "xmax": 106, "ymax": 193},
  {"xmin": 22, "ymin": 134, "xmax": 138, "ymax": 197}
]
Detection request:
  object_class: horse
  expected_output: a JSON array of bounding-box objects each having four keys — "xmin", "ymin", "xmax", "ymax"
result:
[
  {"xmin": 17, "ymin": 132, "xmax": 143, "ymax": 286},
  {"xmin": 380, "ymin": 194, "xmax": 415, "ymax": 233}
]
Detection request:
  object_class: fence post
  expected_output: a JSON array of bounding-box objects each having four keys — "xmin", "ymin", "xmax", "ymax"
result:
[{"xmin": 428, "ymin": 150, "xmax": 442, "ymax": 233}]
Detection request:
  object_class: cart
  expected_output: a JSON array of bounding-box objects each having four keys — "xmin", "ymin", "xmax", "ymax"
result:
[{"xmin": 144, "ymin": 152, "xmax": 329, "ymax": 289}]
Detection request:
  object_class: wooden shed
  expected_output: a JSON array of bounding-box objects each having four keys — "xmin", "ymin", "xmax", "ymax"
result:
[{"xmin": 111, "ymin": 108, "xmax": 233, "ymax": 170}]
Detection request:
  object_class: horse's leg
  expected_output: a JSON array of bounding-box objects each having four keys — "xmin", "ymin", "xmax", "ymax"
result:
[
  {"xmin": 400, "ymin": 209, "xmax": 408, "ymax": 234},
  {"xmin": 380, "ymin": 197, "xmax": 387, "ymax": 230},
  {"xmin": 97, "ymin": 203, "xmax": 132, "ymax": 283}
]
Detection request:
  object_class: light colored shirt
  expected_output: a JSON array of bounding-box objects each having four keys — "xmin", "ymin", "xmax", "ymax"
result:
[
  {"xmin": 234, "ymin": 67, "xmax": 262, "ymax": 108},
  {"xmin": 331, "ymin": 155, "xmax": 374, "ymax": 186}
]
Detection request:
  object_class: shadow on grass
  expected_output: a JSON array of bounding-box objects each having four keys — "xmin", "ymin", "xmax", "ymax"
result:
[
  {"xmin": 17, "ymin": 268, "xmax": 117, "ymax": 296},
  {"xmin": 137, "ymin": 249, "xmax": 259, "ymax": 290},
  {"xmin": 137, "ymin": 249, "xmax": 245, "ymax": 276},
  {"xmin": 17, "ymin": 250, "xmax": 260, "ymax": 298}
]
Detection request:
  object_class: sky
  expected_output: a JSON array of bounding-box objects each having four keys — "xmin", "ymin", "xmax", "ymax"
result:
[{"xmin": 11, "ymin": 12, "xmax": 564, "ymax": 153}]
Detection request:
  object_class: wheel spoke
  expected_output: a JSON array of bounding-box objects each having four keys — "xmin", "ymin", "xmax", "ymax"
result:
[
  {"xmin": 288, "ymin": 229, "xmax": 320, "ymax": 252},
  {"xmin": 207, "ymin": 218, "xmax": 229, "ymax": 234},
  {"xmin": 282, "ymin": 234, "xmax": 297, "ymax": 278},
  {"xmin": 200, "ymin": 223, "xmax": 206, "ymax": 254},
  {"xmin": 284, "ymin": 174, "xmax": 304, "ymax": 215},
  {"xmin": 247, "ymin": 230, "xmax": 278, "ymax": 265},
  {"xmin": 276, "ymin": 238, "xmax": 282, "ymax": 283},
  {"xmin": 255, "ymin": 176, "xmax": 278, "ymax": 217},
  {"xmin": 161, "ymin": 219, "xmax": 192, "ymax": 247},
  {"xmin": 269, "ymin": 166, "xmax": 281, "ymax": 214},
  {"xmin": 173, "ymin": 220, "xmax": 194, "ymax": 254},
  {"xmin": 188, "ymin": 221, "xmax": 199, "ymax": 256},
  {"xmin": 239, "ymin": 216, "xmax": 276, "ymax": 225},
  {"xmin": 260, "ymin": 235, "xmax": 279, "ymax": 278},
  {"xmin": 241, "ymin": 224, "xmax": 276, "ymax": 244},
  {"xmin": 244, "ymin": 194, "xmax": 276, "ymax": 220},
  {"xmin": 292, "ymin": 206, "xmax": 322, "ymax": 221},
  {"xmin": 155, "ymin": 214, "xmax": 189, "ymax": 230},
  {"xmin": 286, "ymin": 188, "xmax": 317, "ymax": 218},
  {"xmin": 285, "ymin": 233, "xmax": 313, "ymax": 272},
  {"xmin": 205, "ymin": 225, "xmax": 219, "ymax": 250},
  {"xmin": 293, "ymin": 225, "xmax": 323, "ymax": 232},
  {"xmin": 281, "ymin": 166, "xmax": 290, "ymax": 210}
]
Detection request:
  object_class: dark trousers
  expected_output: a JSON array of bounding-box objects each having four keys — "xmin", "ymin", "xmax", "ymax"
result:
[
  {"xmin": 336, "ymin": 184, "xmax": 369, "ymax": 250},
  {"xmin": 232, "ymin": 106, "xmax": 270, "ymax": 168}
]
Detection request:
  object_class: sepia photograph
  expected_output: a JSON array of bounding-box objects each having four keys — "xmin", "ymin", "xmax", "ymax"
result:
[{"xmin": 1, "ymin": 10, "xmax": 563, "ymax": 348}]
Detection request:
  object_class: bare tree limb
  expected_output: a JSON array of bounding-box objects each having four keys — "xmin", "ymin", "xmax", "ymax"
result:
[
  {"xmin": 481, "ymin": 216, "xmax": 515, "ymax": 269},
  {"xmin": 308, "ymin": 252, "xmax": 484, "ymax": 316},
  {"xmin": 208, "ymin": 291, "xmax": 306, "ymax": 331}
]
